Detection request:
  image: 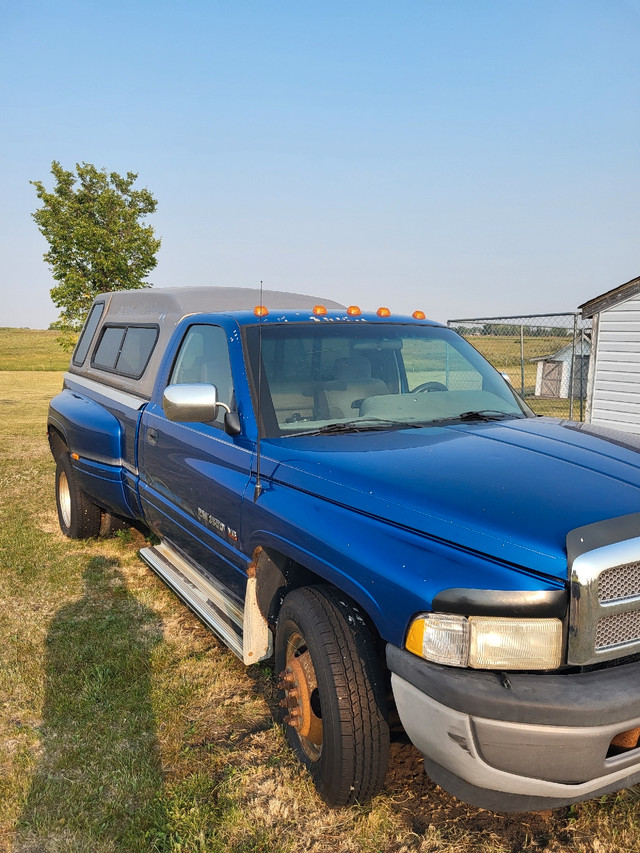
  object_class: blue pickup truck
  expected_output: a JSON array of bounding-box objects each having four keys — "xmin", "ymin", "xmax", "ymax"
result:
[{"xmin": 48, "ymin": 286, "xmax": 640, "ymax": 811}]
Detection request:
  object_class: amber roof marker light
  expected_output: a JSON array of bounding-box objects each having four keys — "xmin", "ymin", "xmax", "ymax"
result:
[
  {"xmin": 347, "ymin": 305, "xmax": 362, "ymax": 316},
  {"xmin": 376, "ymin": 307, "xmax": 391, "ymax": 318},
  {"xmin": 254, "ymin": 305, "xmax": 269, "ymax": 317},
  {"xmin": 413, "ymin": 310, "xmax": 426, "ymax": 320},
  {"xmin": 313, "ymin": 305, "xmax": 328, "ymax": 316}
]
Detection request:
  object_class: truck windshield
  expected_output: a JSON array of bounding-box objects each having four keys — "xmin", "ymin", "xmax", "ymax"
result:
[{"xmin": 245, "ymin": 322, "xmax": 531, "ymax": 437}]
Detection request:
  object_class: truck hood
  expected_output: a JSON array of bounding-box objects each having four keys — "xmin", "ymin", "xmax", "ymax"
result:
[{"xmin": 261, "ymin": 417, "xmax": 640, "ymax": 580}]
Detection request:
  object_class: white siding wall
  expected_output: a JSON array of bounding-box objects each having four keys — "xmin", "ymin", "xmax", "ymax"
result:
[{"xmin": 590, "ymin": 295, "xmax": 640, "ymax": 433}]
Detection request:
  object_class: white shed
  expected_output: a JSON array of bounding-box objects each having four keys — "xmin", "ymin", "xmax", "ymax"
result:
[
  {"xmin": 580, "ymin": 275, "xmax": 640, "ymax": 434},
  {"xmin": 533, "ymin": 339, "xmax": 591, "ymax": 399}
]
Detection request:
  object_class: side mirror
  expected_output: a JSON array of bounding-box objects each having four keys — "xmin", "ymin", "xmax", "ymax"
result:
[
  {"xmin": 163, "ymin": 383, "xmax": 229, "ymax": 423},
  {"xmin": 223, "ymin": 411, "xmax": 241, "ymax": 436}
]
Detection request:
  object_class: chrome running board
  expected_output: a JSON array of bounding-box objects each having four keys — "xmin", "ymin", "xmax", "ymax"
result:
[{"xmin": 139, "ymin": 542, "xmax": 244, "ymax": 659}]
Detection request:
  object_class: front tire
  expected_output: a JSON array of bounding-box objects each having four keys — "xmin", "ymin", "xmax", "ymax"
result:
[
  {"xmin": 275, "ymin": 586, "xmax": 389, "ymax": 806},
  {"xmin": 55, "ymin": 454, "xmax": 102, "ymax": 539}
]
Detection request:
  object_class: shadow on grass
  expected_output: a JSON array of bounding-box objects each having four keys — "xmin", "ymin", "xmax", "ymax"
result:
[{"xmin": 17, "ymin": 556, "xmax": 167, "ymax": 852}]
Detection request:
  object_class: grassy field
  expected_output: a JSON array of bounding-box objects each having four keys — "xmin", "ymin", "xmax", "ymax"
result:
[
  {"xmin": 467, "ymin": 335, "xmax": 583, "ymax": 420},
  {"xmin": 0, "ymin": 328, "xmax": 69, "ymax": 371},
  {"xmin": 1, "ymin": 337, "xmax": 639, "ymax": 851}
]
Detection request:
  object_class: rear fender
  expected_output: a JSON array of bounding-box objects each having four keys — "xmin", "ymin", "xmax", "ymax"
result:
[
  {"xmin": 48, "ymin": 390, "xmax": 134, "ymax": 516},
  {"xmin": 48, "ymin": 389, "xmax": 124, "ymax": 462}
]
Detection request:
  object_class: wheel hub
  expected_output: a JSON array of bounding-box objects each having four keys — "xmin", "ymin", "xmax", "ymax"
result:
[
  {"xmin": 58, "ymin": 471, "xmax": 71, "ymax": 528},
  {"xmin": 278, "ymin": 646, "xmax": 322, "ymax": 747}
]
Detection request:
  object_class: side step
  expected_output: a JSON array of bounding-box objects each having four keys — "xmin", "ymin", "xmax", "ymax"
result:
[{"xmin": 139, "ymin": 542, "xmax": 244, "ymax": 660}]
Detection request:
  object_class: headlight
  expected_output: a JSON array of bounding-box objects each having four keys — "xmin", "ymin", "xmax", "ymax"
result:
[{"xmin": 406, "ymin": 612, "xmax": 563, "ymax": 670}]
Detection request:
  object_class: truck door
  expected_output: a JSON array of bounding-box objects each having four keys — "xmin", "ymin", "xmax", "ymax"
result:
[{"xmin": 138, "ymin": 323, "xmax": 252, "ymax": 601}]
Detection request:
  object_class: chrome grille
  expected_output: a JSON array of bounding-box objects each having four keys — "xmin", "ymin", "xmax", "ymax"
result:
[
  {"xmin": 569, "ymin": 536, "xmax": 640, "ymax": 666},
  {"xmin": 599, "ymin": 562, "xmax": 640, "ymax": 603},
  {"xmin": 596, "ymin": 610, "xmax": 640, "ymax": 650}
]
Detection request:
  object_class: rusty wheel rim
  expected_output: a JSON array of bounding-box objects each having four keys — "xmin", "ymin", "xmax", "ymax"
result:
[{"xmin": 278, "ymin": 631, "xmax": 323, "ymax": 761}]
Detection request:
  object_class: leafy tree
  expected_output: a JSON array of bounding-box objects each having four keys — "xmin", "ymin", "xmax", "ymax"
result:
[{"xmin": 31, "ymin": 161, "xmax": 161, "ymax": 344}]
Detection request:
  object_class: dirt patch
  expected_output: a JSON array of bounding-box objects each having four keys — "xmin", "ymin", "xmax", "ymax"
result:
[{"xmin": 384, "ymin": 741, "xmax": 565, "ymax": 851}]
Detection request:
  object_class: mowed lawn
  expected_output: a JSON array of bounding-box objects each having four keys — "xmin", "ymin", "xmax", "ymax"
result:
[{"xmin": 1, "ymin": 329, "xmax": 640, "ymax": 852}]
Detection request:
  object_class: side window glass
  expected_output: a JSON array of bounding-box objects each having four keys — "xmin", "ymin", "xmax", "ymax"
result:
[
  {"xmin": 117, "ymin": 327, "xmax": 158, "ymax": 376},
  {"xmin": 73, "ymin": 302, "xmax": 105, "ymax": 366},
  {"xmin": 92, "ymin": 325, "xmax": 158, "ymax": 377},
  {"xmin": 93, "ymin": 327, "xmax": 125, "ymax": 370},
  {"xmin": 171, "ymin": 325, "xmax": 235, "ymax": 424}
]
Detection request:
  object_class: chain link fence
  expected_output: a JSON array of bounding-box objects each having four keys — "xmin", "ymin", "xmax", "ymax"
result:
[{"xmin": 447, "ymin": 313, "xmax": 592, "ymax": 420}]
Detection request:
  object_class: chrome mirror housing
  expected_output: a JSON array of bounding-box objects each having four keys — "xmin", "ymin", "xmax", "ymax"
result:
[{"xmin": 163, "ymin": 383, "xmax": 230, "ymax": 423}]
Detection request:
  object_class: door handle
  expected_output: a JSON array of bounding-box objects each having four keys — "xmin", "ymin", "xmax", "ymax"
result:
[{"xmin": 147, "ymin": 428, "xmax": 159, "ymax": 446}]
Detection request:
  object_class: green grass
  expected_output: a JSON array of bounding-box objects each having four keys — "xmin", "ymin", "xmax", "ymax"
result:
[
  {"xmin": 466, "ymin": 334, "xmax": 584, "ymax": 419},
  {"xmin": 468, "ymin": 334, "xmax": 573, "ymax": 368},
  {"xmin": 1, "ymin": 357, "xmax": 639, "ymax": 850},
  {"xmin": 0, "ymin": 328, "xmax": 70, "ymax": 370}
]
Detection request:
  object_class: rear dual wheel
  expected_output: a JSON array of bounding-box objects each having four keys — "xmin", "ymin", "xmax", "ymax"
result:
[
  {"xmin": 275, "ymin": 585, "xmax": 389, "ymax": 807},
  {"xmin": 55, "ymin": 453, "xmax": 131, "ymax": 539},
  {"xmin": 55, "ymin": 453, "xmax": 102, "ymax": 539}
]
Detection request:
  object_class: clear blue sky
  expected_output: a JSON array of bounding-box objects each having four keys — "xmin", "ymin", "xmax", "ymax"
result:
[{"xmin": 1, "ymin": 0, "xmax": 639, "ymax": 328}]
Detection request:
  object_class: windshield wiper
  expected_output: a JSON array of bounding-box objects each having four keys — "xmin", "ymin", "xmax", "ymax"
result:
[
  {"xmin": 430, "ymin": 409, "xmax": 524, "ymax": 424},
  {"xmin": 283, "ymin": 411, "xmax": 524, "ymax": 435},
  {"xmin": 283, "ymin": 418, "xmax": 423, "ymax": 437}
]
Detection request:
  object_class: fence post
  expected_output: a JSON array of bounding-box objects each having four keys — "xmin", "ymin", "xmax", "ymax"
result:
[
  {"xmin": 520, "ymin": 324, "xmax": 525, "ymax": 397},
  {"xmin": 569, "ymin": 314, "xmax": 578, "ymax": 420},
  {"xmin": 580, "ymin": 327, "xmax": 585, "ymax": 421}
]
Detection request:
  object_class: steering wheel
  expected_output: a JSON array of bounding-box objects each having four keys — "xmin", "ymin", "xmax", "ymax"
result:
[{"xmin": 412, "ymin": 381, "xmax": 448, "ymax": 393}]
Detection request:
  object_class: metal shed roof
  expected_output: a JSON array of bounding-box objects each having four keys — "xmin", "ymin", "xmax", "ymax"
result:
[{"xmin": 580, "ymin": 275, "xmax": 640, "ymax": 319}]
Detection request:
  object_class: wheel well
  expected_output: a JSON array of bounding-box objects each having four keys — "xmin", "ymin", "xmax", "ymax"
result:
[
  {"xmin": 253, "ymin": 546, "xmax": 385, "ymax": 653},
  {"xmin": 253, "ymin": 547, "xmax": 317, "ymax": 625},
  {"xmin": 48, "ymin": 427, "xmax": 68, "ymax": 461}
]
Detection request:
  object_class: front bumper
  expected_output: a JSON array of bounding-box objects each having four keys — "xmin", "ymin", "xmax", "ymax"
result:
[{"xmin": 387, "ymin": 644, "xmax": 640, "ymax": 812}]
